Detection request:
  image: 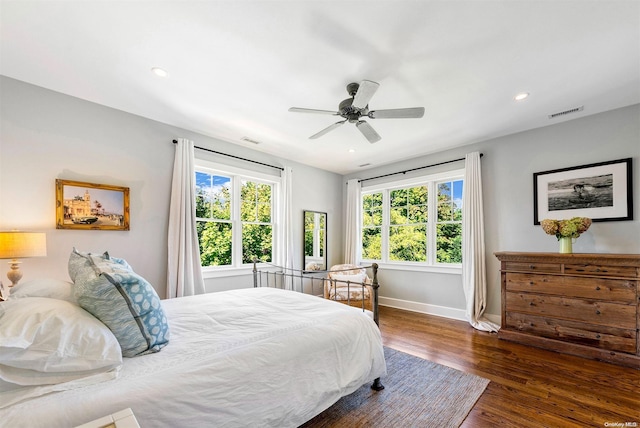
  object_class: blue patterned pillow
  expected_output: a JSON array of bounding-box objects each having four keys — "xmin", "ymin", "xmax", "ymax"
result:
[
  {"xmin": 70, "ymin": 249, "xmax": 170, "ymax": 357},
  {"xmin": 68, "ymin": 248, "xmax": 109, "ymax": 283}
]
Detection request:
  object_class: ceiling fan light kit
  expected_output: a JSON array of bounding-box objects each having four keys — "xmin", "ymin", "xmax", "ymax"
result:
[{"xmin": 289, "ymin": 80, "xmax": 425, "ymax": 143}]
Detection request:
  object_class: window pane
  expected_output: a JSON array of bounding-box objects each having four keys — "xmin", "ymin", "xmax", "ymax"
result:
[
  {"xmin": 363, "ymin": 193, "xmax": 382, "ymax": 210},
  {"xmin": 240, "ymin": 200, "xmax": 255, "ymax": 221},
  {"xmin": 453, "ymin": 180, "xmax": 463, "ymax": 221},
  {"xmin": 257, "ymin": 183, "xmax": 271, "ymax": 202},
  {"xmin": 409, "ymin": 205, "xmax": 428, "ymax": 223},
  {"xmin": 390, "ymin": 207, "xmax": 408, "ymax": 225},
  {"xmin": 390, "ymin": 189, "xmax": 407, "ymax": 207},
  {"xmin": 196, "ymin": 173, "xmax": 232, "ymax": 221},
  {"xmin": 437, "ymin": 181, "xmax": 453, "ymax": 222},
  {"xmin": 436, "ymin": 223, "xmax": 462, "ymax": 263},
  {"xmin": 256, "ymin": 203, "xmax": 270, "ymax": 222},
  {"xmin": 241, "ymin": 181, "xmax": 271, "ymax": 222},
  {"xmin": 408, "ymin": 186, "xmax": 428, "ymax": 205},
  {"xmin": 242, "ymin": 224, "xmax": 272, "ymax": 263},
  {"xmin": 438, "ymin": 182, "xmax": 451, "ymax": 202},
  {"xmin": 195, "ymin": 191, "xmax": 210, "ymax": 219},
  {"xmin": 197, "ymin": 220, "xmax": 232, "ymax": 266},
  {"xmin": 363, "ymin": 207, "xmax": 383, "ymax": 227},
  {"xmin": 438, "ymin": 201, "xmax": 453, "ymax": 221},
  {"xmin": 389, "ymin": 225, "xmax": 426, "ymax": 262},
  {"xmin": 362, "ymin": 227, "xmax": 382, "ymax": 260}
]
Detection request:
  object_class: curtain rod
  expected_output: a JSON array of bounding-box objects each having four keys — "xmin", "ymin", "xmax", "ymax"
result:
[
  {"xmin": 357, "ymin": 153, "xmax": 483, "ymax": 184},
  {"xmin": 172, "ymin": 140, "xmax": 284, "ymax": 171}
]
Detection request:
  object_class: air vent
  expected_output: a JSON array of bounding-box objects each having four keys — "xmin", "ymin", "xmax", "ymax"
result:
[
  {"xmin": 240, "ymin": 137, "xmax": 261, "ymax": 145},
  {"xmin": 548, "ymin": 106, "xmax": 584, "ymax": 119},
  {"xmin": 358, "ymin": 163, "xmax": 371, "ymax": 168}
]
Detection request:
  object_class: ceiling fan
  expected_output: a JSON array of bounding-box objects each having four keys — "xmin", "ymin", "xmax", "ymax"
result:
[{"xmin": 289, "ymin": 80, "xmax": 425, "ymax": 143}]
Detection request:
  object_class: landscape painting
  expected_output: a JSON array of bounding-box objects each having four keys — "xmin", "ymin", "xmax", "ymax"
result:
[
  {"xmin": 533, "ymin": 158, "xmax": 633, "ymax": 224},
  {"xmin": 56, "ymin": 179, "xmax": 130, "ymax": 230}
]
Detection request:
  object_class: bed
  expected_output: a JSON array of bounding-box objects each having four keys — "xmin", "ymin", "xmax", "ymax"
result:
[{"xmin": 0, "ymin": 251, "xmax": 386, "ymax": 427}]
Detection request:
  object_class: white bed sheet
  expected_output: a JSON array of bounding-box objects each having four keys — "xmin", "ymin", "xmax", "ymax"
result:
[{"xmin": 0, "ymin": 287, "xmax": 386, "ymax": 428}]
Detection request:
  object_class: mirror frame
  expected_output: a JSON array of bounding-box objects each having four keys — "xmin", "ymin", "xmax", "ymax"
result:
[{"xmin": 303, "ymin": 210, "xmax": 327, "ymax": 272}]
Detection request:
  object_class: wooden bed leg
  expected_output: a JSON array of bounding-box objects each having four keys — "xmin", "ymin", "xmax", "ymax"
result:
[{"xmin": 371, "ymin": 377, "xmax": 385, "ymax": 391}]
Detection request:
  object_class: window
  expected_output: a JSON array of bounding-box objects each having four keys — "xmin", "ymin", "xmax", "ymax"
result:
[
  {"xmin": 361, "ymin": 170, "xmax": 463, "ymax": 268},
  {"xmin": 195, "ymin": 161, "xmax": 279, "ymax": 271}
]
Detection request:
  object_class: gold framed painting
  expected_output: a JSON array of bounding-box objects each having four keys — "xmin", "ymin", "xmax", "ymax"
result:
[{"xmin": 56, "ymin": 179, "xmax": 130, "ymax": 230}]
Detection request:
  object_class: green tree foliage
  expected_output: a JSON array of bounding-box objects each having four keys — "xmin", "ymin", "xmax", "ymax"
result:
[
  {"xmin": 361, "ymin": 182, "xmax": 462, "ymax": 264},
  {"xmin": 436, "ymin": 181, "xmax": 462, "ymax": 263},
  {"xmin": 196, "ymin": 176, "xmax": 273, "ymax": 266},
  {"xmin": 241, "ymin": 181, "xmax": 272, "ymax": 263},
  {"xmin": 362, "ymin": 193, "xmax": 383, "ymax": 259}
]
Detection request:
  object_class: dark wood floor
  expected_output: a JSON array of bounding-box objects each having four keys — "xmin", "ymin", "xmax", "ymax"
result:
[{"xmin": 378, "ymin": 306, "xmax": 640, "ymax": 427}]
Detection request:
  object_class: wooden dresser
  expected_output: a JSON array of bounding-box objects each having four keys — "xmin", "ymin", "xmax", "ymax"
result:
[{"xmin": 494, "ymin": 252, "xmax": 640, "ymax": 369}]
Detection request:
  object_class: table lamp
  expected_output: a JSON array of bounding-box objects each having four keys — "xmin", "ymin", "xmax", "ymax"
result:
[{"xmin": 0, "ymin": 231, "xmax": 47, "ymax": 287}]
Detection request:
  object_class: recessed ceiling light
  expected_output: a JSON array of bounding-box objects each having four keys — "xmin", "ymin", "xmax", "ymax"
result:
[
  {"xmin": 514, "ymin": 92, "xmax": 529, "ymax": 101},
  {"xmin": 151, "ymin": 67, "xmax": 168, "ymax": 78},
  {"xmin": 348, "ymin": 148, "xmax": 355, "ymax": 153}
]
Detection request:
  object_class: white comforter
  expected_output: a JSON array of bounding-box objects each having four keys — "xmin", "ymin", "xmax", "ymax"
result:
[{"xmin": 0, "ymin": 287, "xmax": 386, "ymax": 427}]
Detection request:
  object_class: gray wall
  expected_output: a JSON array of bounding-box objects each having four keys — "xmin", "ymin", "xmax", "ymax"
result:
[
  {"xmin": 344, "ymin": 104, "xmax": 640, "ymax": 319},
  {"xmin": 0, "ymin": 76, "xmax": 343, "ymax": 296},
  {"xmin": 2, "ymin": 75, "xmax": 637, "ymax": 320}
]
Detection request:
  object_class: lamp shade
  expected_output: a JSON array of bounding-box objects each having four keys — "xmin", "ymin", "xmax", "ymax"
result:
[{"xmin": 0, "ymin": 231, "xmax": 47, "ymax": 259}]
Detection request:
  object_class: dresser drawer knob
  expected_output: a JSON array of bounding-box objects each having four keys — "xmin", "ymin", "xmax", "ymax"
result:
[
  {"xmin": 595, "ymin": 334, "xmax": 601, "ymax": 339},
  {"xmin": 529, "ymin": 281, "xmax": 534, "ymax": 285},
  {"xmin": 595, "ymin": 286, "xmax": 601, "ymax": 291},
  {"xmin": 595, "ymin": 310, "xmax": 601, "ymax": 315},
  {"xmin": 529, "ymin": 265, "xmax": 535, "ymax": 269}
]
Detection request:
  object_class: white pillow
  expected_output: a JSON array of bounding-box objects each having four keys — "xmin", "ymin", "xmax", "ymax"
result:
[
  {"xmin": 330, "ymin": 273, "xmax": 367, "ymax": 288},
  {"xmin": 0, "ymin": 297, "xmax": 122, "ymax": 386},
  {"xmin": 9, "ymin": 278, "xmax": 76, "ymax": 303}
]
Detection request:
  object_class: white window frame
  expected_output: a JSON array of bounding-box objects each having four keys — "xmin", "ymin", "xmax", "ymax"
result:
[
  {"xmin": 195, "ymin": 158, "xmax": 282, "ymax": 279},
  {"xmin": 361, "ymin": 168, "xmax": 464, "ymax": 274}
]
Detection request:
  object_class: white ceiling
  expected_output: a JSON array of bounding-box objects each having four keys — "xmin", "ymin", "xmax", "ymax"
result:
[{"xmin": 1, "ymin": 1, "xmax": 639, "ymax": 174}]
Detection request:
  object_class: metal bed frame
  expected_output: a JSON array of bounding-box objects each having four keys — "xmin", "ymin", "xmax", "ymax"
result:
[{"xmin": 252, "ymin": 260, "xmax": 384, "ymax": 391}]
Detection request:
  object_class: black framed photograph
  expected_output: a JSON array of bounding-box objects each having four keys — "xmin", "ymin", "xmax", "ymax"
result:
[{"xmin": 533, "ymin": 158, "xmax": 633, "ymax": 224}]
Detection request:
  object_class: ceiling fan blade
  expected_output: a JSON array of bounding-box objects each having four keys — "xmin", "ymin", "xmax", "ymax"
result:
[
  {"xmin": 356, "ymin": 120, "xmax": 381, "ymax": 143},
  {"xmin": 289, "ymin": 107, "xmax": 340, "ymax": 115},
  {"xmin": 309, "ymin": 120, "xmax": 347, "ymax": 139},
  {"xmin": 368, "ymin": 107, "xmax": 425, "ymax": 119},
  {"xmin": 352, "ymin": 80, "xmax": 380, "ymax": 110}
]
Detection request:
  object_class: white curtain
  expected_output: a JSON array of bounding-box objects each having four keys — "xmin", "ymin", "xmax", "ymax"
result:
[
  {"xmin": 462, "ymin": 152, "xmax": 499, "ymax": 332},
  {"xmin": 277, "ymin": 166, "xmax": 294, "ymax": 290},
  {"xmin": 344, "ymin": 179, "xmax": 362, "ymax": 265},
  {"xmin": 167, "ymin": 138, "xmax": 206, "ymax": 298}
]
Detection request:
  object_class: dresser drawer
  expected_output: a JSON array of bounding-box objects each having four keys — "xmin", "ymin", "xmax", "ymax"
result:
[
  {"xmin": 505, "ymin": 273, "xmax": 637, "ymax": 303},
  {"xmin": 564, "ymin": 264, "xmax": 638, "ymax": 278},
  {"xmin": 505, "ymin": 312, "xmax": 637, "ymax": 354},
  {"xmin": 504, "ymin": 261, "xmax": 561, "ymax": 273},
  {"xmin": 505, "ymin": 292, "xmax": 637, "ymax": 329},
  {"xmin": 496, "ymin": 252, "xmax": 640, "ymax": 367}
]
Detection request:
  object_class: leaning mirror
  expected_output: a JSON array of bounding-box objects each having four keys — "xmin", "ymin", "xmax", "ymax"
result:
[{"xmin": 303, "ymin": 210, "xmax": 327, "ymax": 271}]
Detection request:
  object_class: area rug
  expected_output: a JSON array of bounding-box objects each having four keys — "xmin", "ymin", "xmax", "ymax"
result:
[{"xmin": 301, "ymin": 347, "xmax": 490, "ymax": 428}]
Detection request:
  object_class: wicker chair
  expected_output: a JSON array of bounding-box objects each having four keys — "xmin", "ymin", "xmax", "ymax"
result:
[{"xmin": 324, "ymin": 264, "xmax": 373, "ymax": 311}]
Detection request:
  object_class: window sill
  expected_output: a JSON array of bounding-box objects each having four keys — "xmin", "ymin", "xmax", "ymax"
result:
[
  {"xmin": 201, "ymin": 265, "xmax": 277, "ymax": 279},
  {"xmin": 363, "ymin": 261, "xmax": 462, "ymax": 275}
]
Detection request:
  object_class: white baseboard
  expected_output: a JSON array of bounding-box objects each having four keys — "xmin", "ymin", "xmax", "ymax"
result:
[{"xmin": 379, "ymin": 296, "xmax": 501, "ymax": 326}]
